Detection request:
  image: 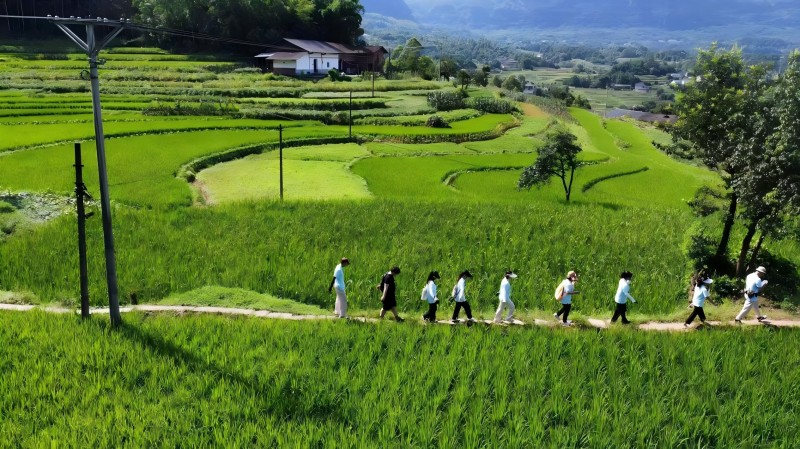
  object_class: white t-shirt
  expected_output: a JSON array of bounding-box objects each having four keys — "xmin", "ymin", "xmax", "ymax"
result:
[
  {"xmin": 333, "ymin": 263, "xmax": 345, "ymax": 292},
  {"xmin": 499, "ymin": 278, "xmax": 512, "ymax": 303},
  {"xmin": 614, "ymin": 279, "xmax": 635, "ymax": 304},
  {"xmin": 559, "ymin": 279, "xmax": 575, "ymax": 305},
  {"xmin": 745, "ymin": 272, "xmax": 767, "ymax": 299},
  {"xmin": 423, "ymin": 280, "xmax": 438, "ymax": 304},
  {"xmin": 454, "ymin": 278, "xmax": 467, "ymax": 303},
  {"xmin": 692, "ymin": 285, "xmax": 709, "ymax": 308}
]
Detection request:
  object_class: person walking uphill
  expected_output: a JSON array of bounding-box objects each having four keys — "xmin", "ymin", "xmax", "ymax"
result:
[
  {"xmin": 612, "ymin": 271, "xmax": 636, "ymax": 324},
  {"xmin": 685, "ymin": 275, "xmax": 713, "ymax": 327},
  {"xmin": 554, "ymin": 271, "xmax": 580, "ymax": 326},
  {"xmin": 328, "ymin": 258, "xmax": 350, "ymax": 319},
  {"xmin": 421, "ymin": 271, "xmax": 441, "ymax": 322},
  {"xmin": 493, "ymin": 271, "xmax": 518, "ymax": 323},
  {"xmin": 451, "ymin": 270, "xmax": 474, "ymax": 323},
  {"xmin": 379, "ymin": 266, "xmax": 404, "ymax": 321},
  {"xmin": 735, "ymin": 266, "xmax": 769, "ymax": 323}
]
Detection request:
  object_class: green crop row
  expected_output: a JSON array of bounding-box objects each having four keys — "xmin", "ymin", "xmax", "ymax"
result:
[{"xmin": 2, "ymin": 312, "xmax": 798, "ymax": 447}]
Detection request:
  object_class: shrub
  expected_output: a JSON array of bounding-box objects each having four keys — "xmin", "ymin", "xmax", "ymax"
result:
[
  {"xmin": 712, "ymin": 275, "xmax": 743, "ymax": 299},
  {"xmin": 468, "ymin": 97, "xmax": 518, "ymax": 114},
  {"xmin": 425, "ymin": 115, "xmax": 450, "ymax": 128},
  {"xmin": 426, "ymin": 91, "xmax": 465, "ymax": 111},
  {"xmin": 0, "ymin": 201, "xmax": 14, "ymax": 214}
]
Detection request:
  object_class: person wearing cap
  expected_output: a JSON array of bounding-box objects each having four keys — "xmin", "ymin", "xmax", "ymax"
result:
[
  {"xmin": 328, "ymin": 258, "xmax": 350, "ymax": 319},
  {"xmin": 735, "ymin": 266, "xmax": 769, "ymax": 323},
  {"xmin": 685, "ymin": 275, "xmax": 713, "ymax": 327},
  {"xmin": 554, "ymin": 271, "xmax": 580, "ymax": 326},
  {"xmin": 421, "ymin": 271, "xmax": 441, "ymax": 322},
  {"xmin": 611, "ymin": 271, "xmax": 635, "ymax": 324},
  {"xmin": 451, "ymin": 270, "xmax": 474, "ymax": 323},
  {"xmin": 493, "ymin": 271, "xmax": 517, "ymax": 323},
  {"xmin": 379, "ymin": 266, "xmax": 404, "ymax": 322}
]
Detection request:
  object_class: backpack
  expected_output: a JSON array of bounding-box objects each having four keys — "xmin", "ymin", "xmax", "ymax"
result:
[
  {"xmin": 421, "ymin": 286, "xmax": 428, "ymax": 301},
  {"xmin": 554, "ymin": 282, "xmax": 565, "ymax": 300}
]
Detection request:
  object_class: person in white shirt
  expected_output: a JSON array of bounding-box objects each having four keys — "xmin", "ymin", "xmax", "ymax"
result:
[
  {"xmin": 328, "ymin": 258, "xmax": 350, "ymax": 318},
  {"xmin": 611, "ymin": 271, "xmax": 635, "ymax": 324},
  {"xmin": 735, "ymin": 266, "xmax": 769, "ymax": 323},
  {"xmin": 421, "ymin": 271, "xmax": 441, "ymax": 322},
  {"xmin": 554, "ymin": 270, "xmax": 580, "ymax": 326},
  {"xmin": 685, "ymin": 275, "xmax": 713, "ymax": 327},
  {"xmin": 451, "ymin": 270, "xmax": 474, "ymax": 323},
  {"xmin": 493, "ymin": 271, "xmax": 518, "ymax": 323}
]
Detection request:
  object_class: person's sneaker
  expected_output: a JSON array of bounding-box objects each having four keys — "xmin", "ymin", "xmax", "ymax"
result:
[
  {"xmin": 735, "ymin": 319, "xmax": 742, "ymax": 324},
  {"xmin": 757, "ymin": 315, "xmax": 768, "ymax": 321},
  {"xmin": 553, "ymin": 313, "xmax": 559, "ymax": 320},
  {"xmin": 395, "ymin": 317, "xmax": 404, "ymax": 322},
  {"xmin": 561, "ymin": 321, "xmax": 572, "ymax": 327},
  {"xmin": 684, "ymin": 323, "xmax": 690, "ymax": 328},
  {"xmin": 452, "ymin": 319, "xmax": 460, "ymax": 324},
  {"xmin": 622, "ymin": 320, "xmax": 632, "ymax": 325}
]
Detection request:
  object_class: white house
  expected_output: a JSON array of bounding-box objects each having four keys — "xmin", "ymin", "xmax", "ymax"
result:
[
  {"xmin": 256, "ymin": 38, "xmax": 387, "ymax": 76},
  {"xmin": 634, "ymin": 82, "xmax": 651, "ymax": 93},
  {"xmin": 523, "ymin": 82, "xmax": 536, "ymax": 94}
]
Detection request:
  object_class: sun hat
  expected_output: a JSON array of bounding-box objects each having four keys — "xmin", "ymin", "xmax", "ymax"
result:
[
  {"xmin": 505, "ymin": 270, "xmax": 518, "ymax": 279},
  {"xmin": 756, "ymin": 266, "xmax": 767, "ymax": 274},
  {"xmin": 567, "ymin": 270, "xmax": 578, "ymax": 280}
]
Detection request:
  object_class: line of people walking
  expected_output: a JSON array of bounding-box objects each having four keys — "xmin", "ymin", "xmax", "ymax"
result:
[{"xmin": 328, "ymin": 258, "xmax": 771, "ymax": 326}]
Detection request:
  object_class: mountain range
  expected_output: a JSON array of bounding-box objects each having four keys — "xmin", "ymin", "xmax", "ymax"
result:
[{"xmin": 361, "ymin": 0, "xmax": 800, "ymax": 50}]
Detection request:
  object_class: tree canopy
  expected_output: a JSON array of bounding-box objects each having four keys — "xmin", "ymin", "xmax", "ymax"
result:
[{"xmin": 518, "ymin": 129, "xmax": 584, "ymax": 202}]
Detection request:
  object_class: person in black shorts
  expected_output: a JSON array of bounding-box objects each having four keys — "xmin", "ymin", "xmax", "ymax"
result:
[{"xmin": 379, "ymin": 266, "xmax": 404, "ymax": 321}]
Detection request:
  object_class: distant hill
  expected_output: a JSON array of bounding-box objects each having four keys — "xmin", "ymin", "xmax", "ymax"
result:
[
  {"xmin": 403, "ymin": 0, "xmax": 800, "ymax": 30},
  {"xmin": 365, "ymin": 0, "xmax": 800, "ymax": 51},
  {"xmin": 360, "ymin": 0, "xmax": 416, "ymax": 21}
]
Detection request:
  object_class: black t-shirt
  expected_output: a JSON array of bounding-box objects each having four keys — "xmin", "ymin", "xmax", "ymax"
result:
[{"xmin": 381, "ymin": 272, "xmax": 396, "ymax": 300}]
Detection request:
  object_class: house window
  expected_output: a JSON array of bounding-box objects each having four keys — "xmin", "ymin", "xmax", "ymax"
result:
[{"xmin": 327, "ymin": 62, "xmax": 330, "ymax": 68}]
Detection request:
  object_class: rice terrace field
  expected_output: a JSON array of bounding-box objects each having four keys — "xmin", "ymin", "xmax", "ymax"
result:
[{"xmin": 2, "ymin": 42, "xmax": 800, "ymax": 447}]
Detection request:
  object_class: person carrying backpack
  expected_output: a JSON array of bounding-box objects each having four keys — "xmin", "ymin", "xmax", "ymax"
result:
[
  {"xmin": 421, "ymin": 271, "xmax": 441, "ymax": 322},
  {"xmin": 451, "ymin": 270, "xmax": 474, "ymax": 323},
  {"xmin": 554, "ymin": 270, "xmax": 580, "ymax": 326}
]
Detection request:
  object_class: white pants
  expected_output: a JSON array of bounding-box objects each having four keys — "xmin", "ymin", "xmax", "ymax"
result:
[
  {"xmin": 494, "ymin": 299, "xmax": 515, "ymax": 322},
  {"xmin": 735, "ymin": 297, "xmax": 761, "ymax": 321},
  {"xmin": 334, "ymin": 288, "xmax": 347, "ymax": 318}
]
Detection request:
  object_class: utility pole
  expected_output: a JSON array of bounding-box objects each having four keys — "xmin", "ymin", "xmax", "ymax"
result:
[
  {"xmin": 51, "ymin": 16, "xmax": 128, "ymax": 326},
  {"xmin": 279, "ymin": 124, "xmax": 284, "ymax": 201},
  {"xmin": 349, "ymin": 91, "xmax": 353, "ymax": 140},
  {"xmin": 74, "ymin": 142, "xmax": 91, "ymax": 319}
]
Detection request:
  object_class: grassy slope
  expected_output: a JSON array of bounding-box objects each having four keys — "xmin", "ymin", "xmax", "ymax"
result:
[
  {"xmin": 1, "ymin": 312, "xmax": 798, "ymax": 447},
  {"xmin": 158, "ymin": 286, "xmax": 329, "ymax": 315}
]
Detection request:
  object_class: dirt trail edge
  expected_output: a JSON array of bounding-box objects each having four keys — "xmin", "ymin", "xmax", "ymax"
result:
[{"xmin": 2, "ymin": 304, "xmax": 799, "ymax": 330}]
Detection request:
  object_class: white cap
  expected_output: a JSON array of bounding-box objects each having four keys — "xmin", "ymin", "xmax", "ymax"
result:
[
  {"xmin": 505, "ymin": 271, "xmax": 518, "ymax": 279},
  {"xmin": 703, "ymin": 278, "xmax": 713, "ymax": 284},
  {"xmin": 756, "ymin": 266, "xmax": 767, "ymax": 274}
]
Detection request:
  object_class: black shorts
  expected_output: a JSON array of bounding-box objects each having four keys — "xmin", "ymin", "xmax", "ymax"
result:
[{"xmin": 382, "ymin": 297, "xmax": 397, "ymax": 309}]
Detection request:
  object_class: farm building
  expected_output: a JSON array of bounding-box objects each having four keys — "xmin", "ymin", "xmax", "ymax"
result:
[
  {"xmin": 634, "ymin": 82, "xmax": 651, "ymax": 92},
  {"xmin": 256, "ymin": 38, "xmax": 388, "ymax": 76},
  {"xmin": 498, "ymin": 58, "xmax": 520, "ymax": 71}
]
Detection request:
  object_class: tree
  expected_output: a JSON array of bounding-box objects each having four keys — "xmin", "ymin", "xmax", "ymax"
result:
[
  {"xmin": 472, "ymin": 65, "xmax": 490, "ymax": 87},
  {"xmin": 671, "ymin": 45, "xmax": 749, "ymax": 266},
  {"xmin": 518, "ymin": 129, "xmax": 584, "ymax": 201},
  {"xmin": 456, "ymin": 69, "xmax": 471, "ymax": 90}
]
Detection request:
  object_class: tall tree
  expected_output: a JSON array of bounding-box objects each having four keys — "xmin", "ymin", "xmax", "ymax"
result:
[
  {"xmin": 518, "ymin": 129, "xmax": 584, "ymax": 202},
  {"xmin": 672, "ymin": 45, "xmax": 748, "ymax": 266}
]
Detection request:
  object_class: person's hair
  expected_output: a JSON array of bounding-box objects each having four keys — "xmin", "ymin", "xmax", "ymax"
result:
[
  {"xmin": 458, "ymin": 270, "xmax": 472, "ymax": 280},
  {"xmin": 620, "ymin": 271, "xmax": 633, "ymax": 280},
  {"xmin": 505, "ymin": 270, "xmax": 515, "ymax": 278},
  {"xmin": 341, "ymin": 257, "xmax": 349, "ymax": 264},
  {"xmin": 390, "ymin": 266, "xmax": 401, "ymax": 274},
  {"xmin": 426, "ymin": 271, "xmax": 440, "ymax": 282},
  {"xmin": 691, "ymin": 271, "xmax": 707, "ymax": 288}
]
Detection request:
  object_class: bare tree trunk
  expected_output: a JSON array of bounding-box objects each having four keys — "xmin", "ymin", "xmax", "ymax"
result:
[
  {"xmin": 748, "ymin": 231, "xmax": 767, "ymax": 271},
  {"xmin": 715, "ymin": 191, "xmax": 738, "ymax": 261},
  {"xmin": 566, "ymin": 165, "xmax": 576, "ymax": 202},
  {"xmin": 736, "ymin": 217, "xmax": 760, "ymax": 277}
]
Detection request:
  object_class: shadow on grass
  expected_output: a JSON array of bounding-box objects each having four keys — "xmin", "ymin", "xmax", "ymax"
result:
[{"xmin": 118, "ymin": 319, "xmax": 349, "ymax": 426}]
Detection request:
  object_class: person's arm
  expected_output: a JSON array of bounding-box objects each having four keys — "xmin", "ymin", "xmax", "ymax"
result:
[
  {"xmin": 381, "ymin": 281, "xmax": 389, "ymax": 302},
  {"xmin": 328, "ymin": 276, "xmax": 335, "ymax": 293},
  {"xmin": 624, "ymin": 284, "xmax": 636, "ymax": 303}
]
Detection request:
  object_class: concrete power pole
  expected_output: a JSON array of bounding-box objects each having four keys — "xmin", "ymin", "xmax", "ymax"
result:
[{"xmin": 51, "ymin": 16, "xmax": 128, "ymax": 326}]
